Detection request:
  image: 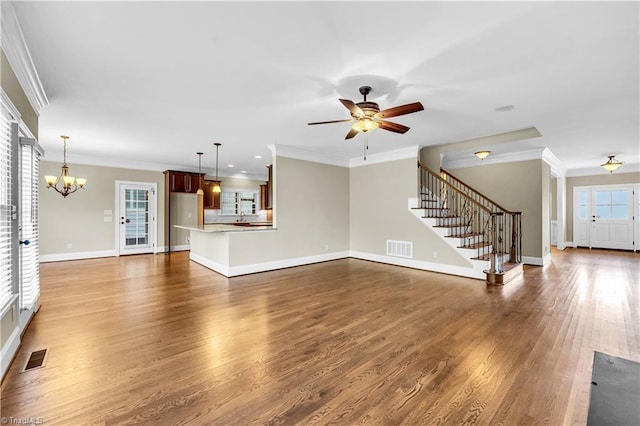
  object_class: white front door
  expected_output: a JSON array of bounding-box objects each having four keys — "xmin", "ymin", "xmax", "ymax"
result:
[
  {"xmin": 117, "ymin": 182, "xmax": 157, "ymax": 255},
  {"xmin": 574, "ymin": 185, "xmax": 635, "ymax": 250}
]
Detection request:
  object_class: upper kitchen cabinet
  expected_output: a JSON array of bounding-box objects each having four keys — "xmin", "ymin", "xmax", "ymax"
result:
[
  {"xmin": 164, "ymin": 170, "xmax": 203, "ymax": 193},
  {"xmin": 265, "ymin": 164, "xmax": 273, "ymax": 210}
]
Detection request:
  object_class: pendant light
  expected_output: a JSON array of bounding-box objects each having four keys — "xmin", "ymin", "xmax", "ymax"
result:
[
  {"xmin": 213, "ymin": 143, "xmax": 222, "ymax": 193},
  {"xmin": 44, "ymin": 135, "xmax": 87, "ymax": 197},
  {"xmin": 600, "ymin": 155, "xmax": 623, "ymax": 173},
  {"xmin": 196, "ymin": 152, "xmax": 204, "ymax": 195}
]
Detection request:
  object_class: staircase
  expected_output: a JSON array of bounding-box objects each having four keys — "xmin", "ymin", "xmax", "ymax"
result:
[{"xmin": 414, "ymin": 162, "xmax": 523, "ymax": 285}]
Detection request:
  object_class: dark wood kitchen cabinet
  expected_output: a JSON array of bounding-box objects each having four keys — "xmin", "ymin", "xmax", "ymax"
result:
[
  {"xmin": 260, "ymin": 164, "xmax": 273, "ymax": 210},
  {"xmin": 166, "ymin": 170, "xmax": 203, "ymax": 193}
]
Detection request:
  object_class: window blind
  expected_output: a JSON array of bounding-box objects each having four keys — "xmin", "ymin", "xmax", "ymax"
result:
[
  {"xmin": 20, "ymin": 142, "xmax": 39, "ymax": 309},
  {"xmin": 0, "ymin": 106, "xmax": 14, "ymax": 311}
]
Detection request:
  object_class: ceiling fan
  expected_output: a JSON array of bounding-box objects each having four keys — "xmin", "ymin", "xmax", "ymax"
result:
[{"xmin": 308, "ymin": 85, "xmax": 424, "ymax": 139}]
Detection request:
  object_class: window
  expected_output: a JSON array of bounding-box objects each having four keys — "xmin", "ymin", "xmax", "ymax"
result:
[
  {"xmin": 20, "ymin": 139, "xmax": 41, "ymax": 309},
  {"xmin": 0, "ymin": 106, "xmax": 14, "ymax": 311},
  {"xmin": 221, "ymin": 191, "xmax": 257, "ymax": 215}
]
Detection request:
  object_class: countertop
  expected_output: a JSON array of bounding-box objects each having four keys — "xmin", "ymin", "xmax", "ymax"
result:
[{"xmin": 174, "ymin": 223, "xmax": 275, "ymax": 233}]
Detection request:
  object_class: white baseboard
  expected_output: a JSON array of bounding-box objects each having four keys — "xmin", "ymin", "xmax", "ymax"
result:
[
  {"xmin": 522, "ymin": 253, "xmax": 551, "ymax": 266},
  {"xmin": 350, "ymin": 251, "xmax": 486, "ymax": 280},
  {"xmin": 40, "ymin": 249, "xmax": 117, "ymax": 263},
  {"xmin": 189, "ymin": 252, "xmax": 230, "ymax": 276},
  {"xmin": 1, "ymin": 324, "xmax": 21, "ymax": 379},
  {"xmin": 190, "ymin": 251, "xmax": 351, "ymax": 277}
]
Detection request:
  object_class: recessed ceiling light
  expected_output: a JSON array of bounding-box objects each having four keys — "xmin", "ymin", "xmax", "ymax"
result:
[
  {"xmin": 227, "ymin": 164, "xmax": 234, "ymax": 168},
  {"xmin": 494, "ymin": 105, "xmax": 514, "ymax": 112},
  {"xmin": 254, "ymin": 155, "xmax": 262, "ymax": 159},
  {"xmin": 241, "ymin": 170, "xmax": 247, "ymax": 173}
]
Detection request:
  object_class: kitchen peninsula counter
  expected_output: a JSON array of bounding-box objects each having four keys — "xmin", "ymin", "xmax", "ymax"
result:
[
  {"xmin": 174, "ymin": 223, "xmax": 275, "ymax": 233},
  {"xmin": 173, "ymin": 223, "xmax": 277, "ymax": 278}
]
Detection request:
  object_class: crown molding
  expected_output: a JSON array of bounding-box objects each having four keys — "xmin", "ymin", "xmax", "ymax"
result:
[
  {"xmin": 273, "ymin": 144, "xmax": 350, "ymax": 167},
  {"xmin": 443, "ymin": 147, "xmax": 546, "ymax": 169},
  {"xmin": 272, "ymin": 144, "xmax": 421, "ymax": 169},
  {"xmin": 349, "ymin": 145, "xmax": 420, "ymax": 168},
  {"xmin": 41, "ymin": 151, "xmax": 266, "ymax": 180},
  {"xmin": 442, "ymin": 146, "xmax": 567, "ymax": 177},
  {"xmin": 0, "ymin": 1, "xmax": 49, "ymax": 114},
  {"xmin": 566, "ymin": 163, "xmax": 640, "ymax": 177},
  {"xmin": 541, "ymin": 148, "xmax": 567, "ymax": 177}
]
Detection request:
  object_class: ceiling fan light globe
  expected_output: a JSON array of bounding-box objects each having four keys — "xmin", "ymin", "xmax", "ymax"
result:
[{"xmin": 352, "ymin": 119, "xmax": 379, "ymax": 132}]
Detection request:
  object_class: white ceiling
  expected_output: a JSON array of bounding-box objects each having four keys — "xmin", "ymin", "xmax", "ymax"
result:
[{"xmin": 11, "ymin": 1, "xmax": 640, "ymax": 179}]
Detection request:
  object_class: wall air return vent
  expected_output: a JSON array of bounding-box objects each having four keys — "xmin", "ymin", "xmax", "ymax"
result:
[{"xmin": 386, "ymin": 240, "xmax": 413, "ymax": 259}]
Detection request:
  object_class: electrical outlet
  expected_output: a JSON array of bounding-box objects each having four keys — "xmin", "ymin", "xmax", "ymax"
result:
[
  {"xmin": 186, "ymin": 237, "xmax": 191, "ymax": 244},
  {"xmin": 324, "ymin": 244, "xmax": 329, "ymax": 251},
  {"xmin": 432, "ymin": 251, "xmax": 438, "ymax": 259},
  {"xmin": 66, "ymin": 243, "xmax": 72, "ymax": 249}
]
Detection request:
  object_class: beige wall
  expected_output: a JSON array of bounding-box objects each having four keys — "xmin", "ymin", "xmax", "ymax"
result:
[
  {"xmin": 566, "ymin": 171, "xmax": 640, "ymax": 241},
  {"xmin": 445, "ymin": 159, "xmax": 549, "ymax": 260},
  {"xmin": 40, "ymin": 161, "xmax": 166, "ymax": 255},
  {"xmin": 1, "ymin": 50, "xmax": 38, "ymax": 138},
  {"xmin": 227, "ymin": 156, "xmax": 350, "ymax": 266},
  {"xmin": 350, "ymin": 157, "xmax": 470, "ymax": 267}
]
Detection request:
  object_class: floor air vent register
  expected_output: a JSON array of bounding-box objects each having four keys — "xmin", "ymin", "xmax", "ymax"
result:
[{"xmin": 22, "ymin": 349, "xmax": 48, "ymax": 372}]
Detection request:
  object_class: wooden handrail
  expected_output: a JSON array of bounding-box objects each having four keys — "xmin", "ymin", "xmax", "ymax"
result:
[
  {"xmin": 417, "ymin": 161, "xmax": 523, "ymax": 269},
  {"xmin": 418, "ymin": 162, "xmax": 493, "ymax": 215},
  {"xmin": 439, "ymin": 167, "xmax": 522, "ymax": 215}
]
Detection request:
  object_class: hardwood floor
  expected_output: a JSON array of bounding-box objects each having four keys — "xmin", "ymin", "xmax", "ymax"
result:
[{"xmin": 1, "ymin": 248, "xmax": 638, "ymax": 425}]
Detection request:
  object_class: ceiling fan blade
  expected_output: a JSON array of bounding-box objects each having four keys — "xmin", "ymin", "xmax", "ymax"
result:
[
  {"xmin": 307, "ymin": 119, "xmax": 353, "ymax": 125},
  {"xmin": 374, "ymin": 102, "xmax": 424, "ymax": 119},
  {"xmin": 339, "ymin": 99, "xmax": 364, "ymax": 117},
  {"xmin": 345, "ymin": 128, "xmax": 359, "ymax": 139},
  {"xmin": 377, "ymin": 120, "xmax": 410, "ymax": 134}
]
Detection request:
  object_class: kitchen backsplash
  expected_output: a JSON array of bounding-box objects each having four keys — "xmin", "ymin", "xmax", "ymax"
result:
[{"xmin": 204, "ymin": 209, "xmax": 269, "ymax": 224}]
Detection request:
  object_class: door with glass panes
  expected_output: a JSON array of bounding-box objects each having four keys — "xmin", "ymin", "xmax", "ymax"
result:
[
  {"xmin": 574, "ymin": 185, "xmax": 635, "ymax": 250},
  {"xmin": 117, "ymin": 182, "xmax": 157, "ymax": 255}
]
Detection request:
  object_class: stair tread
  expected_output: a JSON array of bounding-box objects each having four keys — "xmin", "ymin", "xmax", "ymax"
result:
[
  {"xmin": 473, "ymin": 252, "xmax": 510, "ymax": 261},
  {"xmin": 445, "ymin": 232, "xmax": 482, "ymax": 238},
  {"xmin": 459, "ymin": 242, "xmax": 491, "ymax": 249}
]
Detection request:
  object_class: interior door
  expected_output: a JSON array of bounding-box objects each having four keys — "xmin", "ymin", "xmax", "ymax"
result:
[
  {"xmin": 118, "ymin": 183, "xmax": 156, "ymax": 255},
  {"xmin": 574, "ymin": 185, "xmax": 635, "ymax": 250}
]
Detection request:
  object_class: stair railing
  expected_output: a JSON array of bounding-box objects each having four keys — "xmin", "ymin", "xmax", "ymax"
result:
[
  {"xmin": 439, "ymin": 167, "xmax": 522, "ymax": 265},
  {"xmin": 418, "ymin": 162, "xmax": 511, "ymax": 272}
]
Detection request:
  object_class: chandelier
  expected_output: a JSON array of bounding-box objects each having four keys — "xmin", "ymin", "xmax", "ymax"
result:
[{"xmin": 44, "ymin": 135, "xmax": 87, "ymax": 197}]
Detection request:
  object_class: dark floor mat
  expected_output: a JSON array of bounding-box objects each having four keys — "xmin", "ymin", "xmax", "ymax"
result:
[{"xmin": 587, "ymin": 351, "xmax": 640, "ymax": 426}]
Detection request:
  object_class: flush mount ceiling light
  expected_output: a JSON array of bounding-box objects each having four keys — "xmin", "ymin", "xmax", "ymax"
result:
[
  {"xmin": 196, "ymin": 152, "xmax": 204, "ymax": 195},
  {"xmin": 44, "ymin": 135, "xmax": 87, "ymax": 197},
  {"xmin": 601, "ymin": 155, "xmax": 623, "ymax": 173},
  {"xmin": 213, "ymin": 143, "xmax": 222, "ymax": 193},
  {"xmin": 475, "ymin": 150, "xmax": 491, "ymax": 160}
]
